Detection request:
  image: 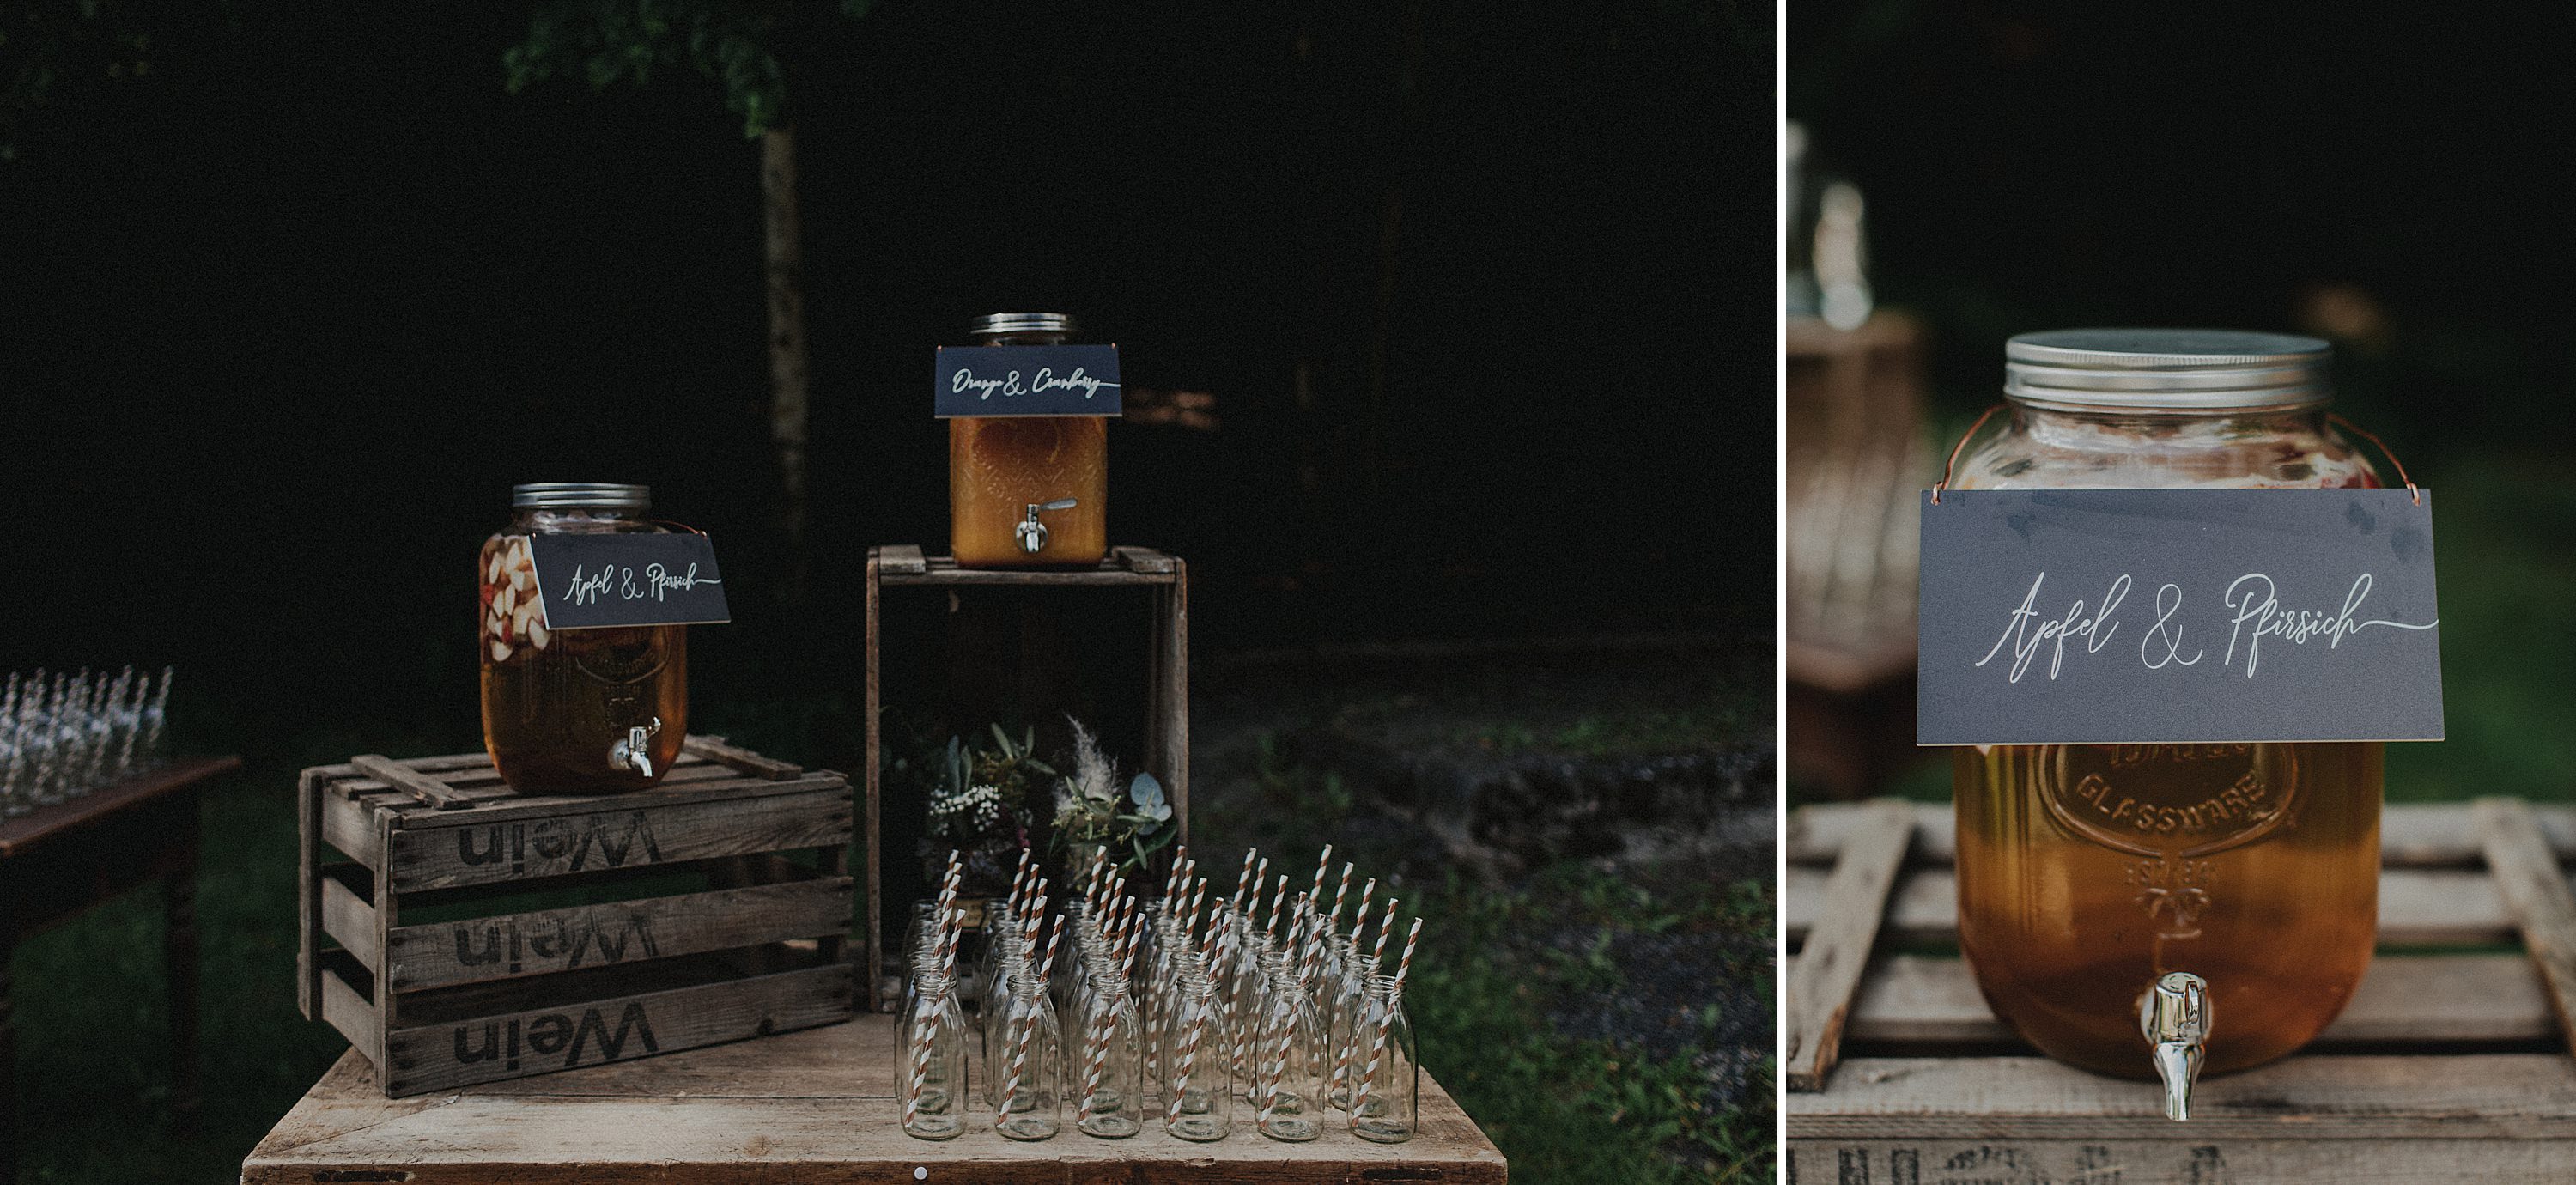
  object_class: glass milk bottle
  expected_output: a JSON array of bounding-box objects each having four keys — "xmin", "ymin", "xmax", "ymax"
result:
[
  {"xmin": 898, "ymin": 969, "xmax": 969, "ymax": 1140},
  {"xmin": 479, "ymin": 483, "xmax": 686, "ymax": 793},
  {"xmin": 1946, "ymin": 329, "xmax": 2383, "ymax": 1117},
  {"xmin": 948, "ymin": 313, "xmax": 1109, "ymax": 568}
]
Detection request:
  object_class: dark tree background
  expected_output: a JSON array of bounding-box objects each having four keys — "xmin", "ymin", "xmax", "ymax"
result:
[
  {"xmin": 0, "ymin": 1, "xmax": 1771, "ymax": 769},
  {"xmin": 1791, "ymin": 0, "xmax": 2576, "ymax": 451},
  {"xmin": 1792, "ymin": 1, "xmax": 2576, "ymax": 801}
]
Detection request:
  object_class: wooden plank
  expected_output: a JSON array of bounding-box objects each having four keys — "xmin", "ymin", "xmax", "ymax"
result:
[
  {"xmin": 1850, "ymin": 952, "xmax": 2554, "ymax": 1047},
  {"xmin": 1789, "ymin": 1054, "xmax": 2576, "ymax": 1140},
  {"xmin": 298, "ymin": 764, "xmax": 323, "ymax": 1023},
  {"xmin": 2477, "ymin": 796, "xmax": 2576, "ymax": 1060},
  {"xmin": 876, "ymin": 543, "xmax": 927, "ymax": 574},
  {"xmin": 1114, "ymin": 544, "xmax": 1178, "ymax": 574},
  {"xmin": 244, "ymin": 1015, "xmax": 1507, "ymax": 1184},
  {"xmin": 353, "ymin": 753, "xmax": 477, "ymax": 810},
  {"xmin": 373, "ymin": 809, "xmax": 398, "ymax": 1049},
  {"xmin": 319, "ymin": 865, "xmax": 380, "ymax": 973},
  {"xmin": 317, "ymin": 786, "xmax": 380, "ymax": 867},
  {"xmin": 331, "ymin": 754, "xmax": 738, "ymax": 811},
  {"xmin": 308, "ymin": 752, "xmax": 507, "ymax": 786},
  {"xmin": 1788, "ymin": 865, "xmax": 2512, "ymax": 946},
  {"xmin": 864, "ymin": 549, "xmax": 884, "ymax": 1010},
  {"xmin": 1788, "ymin": 798, "xmax": 1913, "ymax": 1091},
  {"xmin": 1791, "ymin": 1139, "xmax": 2576, "ymax": 1184},
  {"xmin": 374, "ymin": 770, "xmax": 840, "ymax": 830},
  {"xmin": 881, "ymin": 566, "xmax": 1176, "ymax": 586},
  {"xmin": 0, "ymin": 754, "xmax": 240, "ymax": 858},
  {"xmin": 379, "ymin": 963, "xmax": 854, "ymax": 1096},
  {"xmin": 318, "ymin": 957, "xmax": 381, "ymax": 1060},
  {"xmin": 387, "ymin": 786, "xmax": 853, "ymax": 892},
  {"xmin": 384, "ymin": 877, "xmax": 852, "ymax": 992},
  {"xmin": 1164, "ymin": 557, "xmax": 1190, "ymax": 840},
  {"xmin": 680, "ymin": 734, "xmax": 803, "ymax": 781},
  {"xmin": 1791, "ymin": 799, "xmax": 2576, "ymax": 870}
]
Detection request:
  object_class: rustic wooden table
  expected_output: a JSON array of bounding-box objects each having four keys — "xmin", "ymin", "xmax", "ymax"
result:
[
  {"xmin": 243, "ymin": 1012, "xmax": 1509, "ymax": 1183},
  {"xmin": 0, "ymin": 755, "xmax": 240, "ymax": 1185}
]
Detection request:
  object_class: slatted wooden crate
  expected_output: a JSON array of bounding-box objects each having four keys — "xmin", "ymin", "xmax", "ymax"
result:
[
  {"xmin": 297, "ymin": 736, "xmax": 857, "ymax": 1097},
  {"xmin": 1788, "ymin": 797, "xmax": 2576, "ymax": 1183},
  {"xmin": 863, "ymin": 543, "xmax": 1188, "ymax": 1007}
]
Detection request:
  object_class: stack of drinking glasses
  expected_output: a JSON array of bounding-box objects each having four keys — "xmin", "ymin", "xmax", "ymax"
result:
[{"xmin": 0, "ymin": 665, "xmax": 177, "ymax": 818}]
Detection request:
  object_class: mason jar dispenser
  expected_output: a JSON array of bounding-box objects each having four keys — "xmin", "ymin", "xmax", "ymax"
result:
[
  {"xmin": 1944, "ymin": 330, "xmax": 2384, "ymax": 1116},
  {"xmin": 948, "ymin": 313, "xmax": 1110, "ymax": 567},
  {"xmin": 479, "ymin": 483, "xmax": 688, "ymax": 793}
]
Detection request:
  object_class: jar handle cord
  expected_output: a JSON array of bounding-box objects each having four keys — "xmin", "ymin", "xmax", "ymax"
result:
[
  {"xmin": 1927, "ymin": 403, "xmax": 2007, "ymax": 506},
  {"xmin": 2326, "ymin": 412, "xmax": 2421, "ymax": 506}
]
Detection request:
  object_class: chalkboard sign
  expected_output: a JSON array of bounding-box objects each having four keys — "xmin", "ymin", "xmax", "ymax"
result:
[
  {"xmin": 1917, "ymin": 488, "xmax": 2443, "ymax": 745},
  {"xmin": 527, "ymin": 533, "xmax": 732, "ymax": 630},
  {"xmin": 934, "ymin": 344, "xmax": 1122, "ymax": 418}
]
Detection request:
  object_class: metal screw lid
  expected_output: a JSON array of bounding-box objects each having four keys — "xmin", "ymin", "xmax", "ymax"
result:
[
  {"xmin": 2005, "ymin": 328, "xmax": 2332, "ymax": 412},
  {"xmin": 969, "ymin": 312, "xmax": 1075, "ymax": 340},
  {"xmin": 511, "ymin": 483, "xmax": 651, "ymax": 510}
]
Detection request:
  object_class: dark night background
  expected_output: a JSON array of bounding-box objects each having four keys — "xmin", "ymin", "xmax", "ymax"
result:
[
  {"xmin": 0, "ymin": 3, "xmax": 1771, "ymax": 1179},
  {"xmin": 1792, "ymin": 3, "xmax": 2576, "ymax": 801},
  {"xmin": 3, "ymin": 0, "xmax": 1768, "ymax": 762}
]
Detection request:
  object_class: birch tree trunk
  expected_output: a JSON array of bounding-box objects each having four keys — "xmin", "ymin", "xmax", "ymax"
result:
[{"xmin": 762, "ymin": 123, "xmax": 811, "ymax": 599}]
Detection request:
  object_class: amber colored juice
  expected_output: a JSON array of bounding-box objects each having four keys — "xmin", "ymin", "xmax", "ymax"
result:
[
  {"xmin": 481, "ymin": 624, "xmax": 686, "ymax": 793},
  {"xmin": 1953, "ymin": 742, "xmax": 2379, "ymax": 1077},
  {"xmin": 950, "ymin": 416, "xmax": 1107, "ymax": 568},
  {"xmin": 477, "ymin": 532, "xmax": 685, "ymax": 794}
]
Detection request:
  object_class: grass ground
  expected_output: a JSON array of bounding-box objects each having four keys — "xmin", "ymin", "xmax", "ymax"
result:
[
  {"xmin": 9, "ymin": 643, "xmax": 1774, "ymax": 1183},
  {"xmin": 1400, "ymin": 865, "xmax": 1774, "ymax": 1184}
]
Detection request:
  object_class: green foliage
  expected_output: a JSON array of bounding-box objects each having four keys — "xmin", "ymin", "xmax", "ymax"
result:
[
  {"xmin": 0, "ymin": 0, "xmax": 160, "ymax": 160},
  {"xmin": 503, "ymin": 0, "xmax": 874, "ymax": 137},
  {"xmin": 920, "ymin": 724, "xmax": 1054, "ymax": 849},
  {"xmin": 1406, "ymin": 866, "xmax": 1776, "ymax": 1184}
]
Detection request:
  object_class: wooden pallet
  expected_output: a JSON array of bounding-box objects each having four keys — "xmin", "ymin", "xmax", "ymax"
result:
[
  {"xmin": 863, "ymin": 544, "xmax": 1188, "ymax": 1007},
  {"xmin": 1788, "ymin": 797, "xmax": 2576, "ymax": 1183},
  {"xmin": 297, "ymin": 738, "xmax": 856, "ymax": 1097},
  {"xmin": 241, "ymin": 1012, "xmax": 1509, "ymax": 1184}
]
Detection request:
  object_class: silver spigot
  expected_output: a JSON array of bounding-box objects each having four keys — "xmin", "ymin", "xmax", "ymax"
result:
[
  {"xmin": 610, "ymin": 716, "xmax": 665, "ymax": 777},
  {"xmin": 1016, "ymin": 498, "xmax": 1079, "ymax": 554},
  {"xmin": 2140, "ymin": 971, "xmax": 2210, "ymax": 1121}
]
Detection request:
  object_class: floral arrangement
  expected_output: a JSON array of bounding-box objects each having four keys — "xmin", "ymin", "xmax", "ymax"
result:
[
  {"xmin": 922, "ymin": 724, "xmax": 1054, "ymax": 853},
  {"xmin": 914, "ymin": 718, "xmax": 1173, "ymax": 891},
  {"xmin": 1049, "ymin": 717, "xmax": 1176, "ymax": 873}
]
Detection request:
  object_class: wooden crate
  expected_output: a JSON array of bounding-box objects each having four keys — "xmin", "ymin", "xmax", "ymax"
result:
[
  {"xmin": 296, "ymin": 737, "xmax": 857, "ymax": 1097},
  {"xmin": 1787, "ymin": 797, "xmax": 2576, "ymax": 1182},
  {"xmin": 242, "ymin": 1011, "xmax": 1508, "ymax": 1184},
  {"xmin": 862, "ymin": 544, "xmax": 1188, "ymax": 1007}
]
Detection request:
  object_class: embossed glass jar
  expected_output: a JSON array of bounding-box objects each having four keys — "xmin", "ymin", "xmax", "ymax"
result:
[
  {"xmin": 478, "ymin": 483, "xmax": 687, "ymax": 794},
  {"xmin": 949, "ymin": 313, "xmax": 1109, "ymax": 568},
  {"xmin": 1947, "ymin": 330, "xmax": 2383, "ymax": 1080}
]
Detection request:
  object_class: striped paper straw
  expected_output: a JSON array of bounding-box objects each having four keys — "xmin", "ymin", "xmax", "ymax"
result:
[
  {"xmin": 1232, "ymin": 848, "xmax": 1260, "ymax": 915},
  {"xmin": 1355, "ymin": 1000, "xmax": 1389, "ymax": 1122},
  {"xmin": 1309, "ymin": 845, "xmax": 1333, "ymax": 916},
  {"xmin": 1249, "ymin": 857, "xmax": 1271, "ymax": 927},
  {"xmin": 1330, "ymin": 862, "xmax": 1356, "ymax": 932}
]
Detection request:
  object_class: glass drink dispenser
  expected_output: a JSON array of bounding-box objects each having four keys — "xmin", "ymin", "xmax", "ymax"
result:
[
  {"xmin": 949, "ymin": 313, "xmax": 1109, "ymax": 567},
  {"xmin": 479, "ymin": 483, "xmax": 688, "ymax": 793},
  {"xmin": 1945, "ymin": 330, "xmax": 2383, "ymax": 1118}
]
